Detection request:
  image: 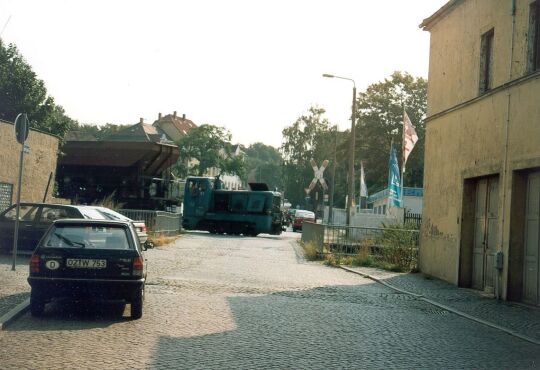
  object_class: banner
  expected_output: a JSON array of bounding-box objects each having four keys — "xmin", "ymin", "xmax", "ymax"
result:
[
  {"xmin": 388, "ymin": 144, "xmax": 402, "ymax": 207},
  {"xmin": 403, "ymin": 111, "xmax": 418, "ymax": 167},
  {"xmin": 360, "ymin": 161, "xmax": 368, "ymax": 197}
]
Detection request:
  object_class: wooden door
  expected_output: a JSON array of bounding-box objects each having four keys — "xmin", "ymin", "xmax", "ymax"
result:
[
  {"xmin": 472, "ymin": 177, "xmax": 498, "ymax": 291},
  {"xmin": 523, "ymin": 171, "xmax": 540, "ymax": 305}
]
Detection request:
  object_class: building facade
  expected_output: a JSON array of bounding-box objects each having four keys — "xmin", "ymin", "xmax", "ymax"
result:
[
  {"xmin": 420, "ymin": 0, "xmax": 540, "ymax": 304},
  {"xmin": 368, "ymin": 187, "xmax": 423, "ymax": 215},
  {"xmin": 0, "ymin": 119, "xmax": 60, "ymax": 211}
]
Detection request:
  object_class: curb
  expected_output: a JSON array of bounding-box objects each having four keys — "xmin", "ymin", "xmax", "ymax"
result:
[
  {"xmin": 339, "ymin": 266, "xmax": 540, "ymax": 346},
  {"xmin": 0, "ymin": 298, "xmax": 30, "ymax": 330}
]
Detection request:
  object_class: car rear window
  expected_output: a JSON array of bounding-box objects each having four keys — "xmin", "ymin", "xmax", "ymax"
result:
[{"xmin": 44, "ymin": 225, "xmax": 132, "ymax": 250}]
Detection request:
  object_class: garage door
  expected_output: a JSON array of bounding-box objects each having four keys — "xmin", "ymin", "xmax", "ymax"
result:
[{"xmin": 523, "ymin": 171, "xmax": 540, "ymax": 305}]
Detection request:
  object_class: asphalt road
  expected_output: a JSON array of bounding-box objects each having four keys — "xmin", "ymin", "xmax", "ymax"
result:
[{"xmin": 0, "ymin": 231, "xmax": 538, "ymax": 369}]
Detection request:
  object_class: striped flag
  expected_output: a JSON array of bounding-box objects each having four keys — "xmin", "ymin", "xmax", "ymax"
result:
[{"xmin": 403, "ymin": 111, "xmax": 418, "ymax": 167}]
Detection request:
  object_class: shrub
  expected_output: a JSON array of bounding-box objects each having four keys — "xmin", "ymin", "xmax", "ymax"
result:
[
  {"xmin": 302, "ymin": 241, "xmax": 320, "ymax": 261},
  {"xmin": 376, "ymin": 223, "xmax": 419, "ymax": 271}
]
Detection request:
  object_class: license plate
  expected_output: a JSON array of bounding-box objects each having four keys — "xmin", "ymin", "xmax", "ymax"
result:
[{"xmin": 66, "ymin": 258, "xmax": 107, "ymax": 269}]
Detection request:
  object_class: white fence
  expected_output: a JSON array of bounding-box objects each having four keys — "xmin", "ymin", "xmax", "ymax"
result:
[{"xmin": 323, "ymin": 206, "xmax": 403, "ymax": 228}]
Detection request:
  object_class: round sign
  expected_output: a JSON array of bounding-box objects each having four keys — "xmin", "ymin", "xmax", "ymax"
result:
[{"xmin": 45, "ymin": 260, "xmax": 60, "ymax": 270}]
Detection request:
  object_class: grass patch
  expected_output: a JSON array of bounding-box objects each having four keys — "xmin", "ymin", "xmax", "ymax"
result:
[
  {"xmin": 150, "ymin": 234, "xmax": 181, "ymax": 247},
  {"xmin": 301, "ymin": 241, "xmax": 321, "ymax": 261}
]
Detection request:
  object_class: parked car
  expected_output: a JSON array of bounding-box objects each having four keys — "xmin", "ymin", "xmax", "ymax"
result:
[
  {"xmin": 0, "ymin": 203, "xmax": 150, "ymax": 254},
  {"xmin": 85, "ymin": 206, "xmax": 149, "ymax": 245},
  {"xmin": 27, "ymin": 219, "xmax": 147, "ymax": 319},
  {"xmin": 292, "ymin": 210, "xmax": 315, "ymax": 232}
]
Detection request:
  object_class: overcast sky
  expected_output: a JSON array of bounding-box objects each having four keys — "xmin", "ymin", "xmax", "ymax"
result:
[{"xmin": 0, "ymin": 0, "xmax": 447, "ymax": 148}]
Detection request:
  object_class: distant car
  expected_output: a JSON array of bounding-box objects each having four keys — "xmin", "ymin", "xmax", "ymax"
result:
[
  {"xmin": 0, "ymin": 203, "xmax": 150, "ymax": 254},
  {"xmin": 85, "ymin": 206, "xmax": 149, "ymax": 245},
  {"xmin": 27, "ymin": 219, "xmax": 147, "ymax": 319},
  {"xmin": 292, "ymin": 210, "xmax": 315, "ymax": 232}
]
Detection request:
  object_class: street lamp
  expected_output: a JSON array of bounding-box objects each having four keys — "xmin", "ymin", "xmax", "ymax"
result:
[{"xmin": 322, "ymin": 73, "xmax": 357, "ymax": 226}]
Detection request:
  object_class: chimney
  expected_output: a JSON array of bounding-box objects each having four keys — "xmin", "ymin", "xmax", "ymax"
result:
[
  {"xmin": 139, "ymin": 117, "xmax": 144, "ymax": 124},
  {"xmin": 182, "ymin": 114, "xmax": 186, "ymax": 120},
  {"xmin": 173, "ymin": 111, "xmax": 177, "ymax": 118},
  {"xmin": 158, "ymin": 113, "xmax": 162, "ymax": 120}
]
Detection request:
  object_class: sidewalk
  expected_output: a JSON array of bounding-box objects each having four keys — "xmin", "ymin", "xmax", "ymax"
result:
[
  {"xmin": 342, "ymin": 265, "xmax": 540, "ymax": 344},
  {"xmin": 0, "ymin": 255, "xmax": 30, "ymax": 319}
]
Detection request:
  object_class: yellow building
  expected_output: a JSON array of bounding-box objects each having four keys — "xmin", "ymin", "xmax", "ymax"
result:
[{"xmin": 420, "ymin": 0, "xmax": 540, "ymax": 305}]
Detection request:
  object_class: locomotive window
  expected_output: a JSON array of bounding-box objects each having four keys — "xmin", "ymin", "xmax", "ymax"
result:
[{"xmin": 247, "ymin": 194, "xmax": 265, "ymax": 213}]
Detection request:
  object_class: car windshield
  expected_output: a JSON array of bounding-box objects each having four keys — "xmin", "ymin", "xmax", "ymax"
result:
[
  {"xmin": 78, "ymin": 208, "xmax": 108, "ymax": 220},
  {"xmin": 44, "ymin": 225, "xmax": 132, "ymax": 250},
  {"xmin": 93, "ymin": 208, "xmax": 131, "ymax": 221}
]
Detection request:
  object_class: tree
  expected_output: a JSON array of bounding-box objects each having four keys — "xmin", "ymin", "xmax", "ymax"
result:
[
  {"xmin": 75, "ymin": 123, "xmax": 129, "ymax": 140},
  {"xmin": 244, "ymin": 142, "xmax": 283, "ymax": 191},
  {"xmin": 355, "ymin": 71, "xmax": 427, "ymax": 193},
  {"xmin": 0, "ymin": 40, "xmax": 77, "ymax": 137},
  {"xmin": 281, "ymin": 106, "xmax": 336, "ymax": 208},
  {"xmin": 173, "ymin": 124, "xmax": 245, "ymax": 178}
]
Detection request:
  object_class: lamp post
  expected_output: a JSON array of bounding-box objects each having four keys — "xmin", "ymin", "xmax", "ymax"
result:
[{"xmin": 322, "ymin": 74, "xmax": 356, "ymax": 226}]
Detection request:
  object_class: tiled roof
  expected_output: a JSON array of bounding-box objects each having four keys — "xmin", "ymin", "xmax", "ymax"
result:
[
  {"xmin": 154, "ymin": 113, "xmax": 197, "ymax": 137},
  {"xmin": 104, "ymin": 122, "xmax": 174, "ymax": 144}
]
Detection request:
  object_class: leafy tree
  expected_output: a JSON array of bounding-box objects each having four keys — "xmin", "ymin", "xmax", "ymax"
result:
[
  {"xmin": 74, "ymin": 123, "xmax": 129, "ymax": 140},
  {"xmin": 244, "ymin": 142, "xmax": 283, "ymax": 191},
  {"xmin": 355, "ymin": 71, "xmax": 427, "ymax": 193},
  {"xmin": 173, "ymin": 124, "xmax": 245, "ymax": 178},
  {"xmin": 0, "ymin": 40, "xmax": 76, "ymax": 137},
  {"xmin": 281, "ymin": 106, "xmax": 336, "ymax": 208}
]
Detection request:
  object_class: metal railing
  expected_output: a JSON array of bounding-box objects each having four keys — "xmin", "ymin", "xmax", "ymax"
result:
[
  {"xmin": 118, "ymin": 209, "xmax": 182, "ymax": 235},
  {"xmin": 302, "ymin": 221, "xmax": 419, "ymax": 268}
]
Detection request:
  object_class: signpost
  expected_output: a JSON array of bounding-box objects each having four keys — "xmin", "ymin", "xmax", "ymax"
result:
[{"xmin": 12, "ymin": 113, "xmax": 30, "ymax": 271}]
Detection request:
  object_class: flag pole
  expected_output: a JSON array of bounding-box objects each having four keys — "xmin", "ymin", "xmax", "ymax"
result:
[{"xmin": 400, "ymin": 108, "xmax": 405, "ymax": 206}]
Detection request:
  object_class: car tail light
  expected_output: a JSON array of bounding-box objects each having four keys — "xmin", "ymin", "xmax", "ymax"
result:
[
  {"xmin": 132, "ymin": 256, "xmax": 144, "ymax": 277},
  {"xmin": 140, "ymin": 225, "xmax": 147, "ymax": 233},
  {"xmin": 30, "ymin": 254, "xmax": 40, "ymax": 273}
]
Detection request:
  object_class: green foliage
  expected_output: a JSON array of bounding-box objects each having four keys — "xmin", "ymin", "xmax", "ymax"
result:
[
  {"xmin": 376, "ymin": 223, "xmax": 419, "ymax": 270},
  {"xmin": 356, "ymin": 71, "xmax": 427, "ymax": 192},
  {"xmin": 281, "ymin": 106, "xmax": 336, "ymax": 208},
  {"xmin": 75, "ymin": 123, "xmax": 129, "ymax": 140},
  {"xmin": 0, "ymin": 40, "xmax": 77, "ymax": 137},
  {"xmin": 244, "ymin": 142, "xmax": 283, "ymax": 191},
  {"xmin": 173, "ymin": 124, "xmax": 245, "ymax": 178}
]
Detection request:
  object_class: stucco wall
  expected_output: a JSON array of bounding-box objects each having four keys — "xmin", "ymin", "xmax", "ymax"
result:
[
  {"xmin": 0, "ymin": 120, "xmax": 60, "ymax": 206},
  {"xmin": 420, "ymin": 0, "xmax": 540, "ymax": 290}
]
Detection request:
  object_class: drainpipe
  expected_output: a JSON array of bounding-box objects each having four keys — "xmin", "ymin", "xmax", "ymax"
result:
[{"xmin": 497, "ymin": 0, "xmax": 516, "ymax": 301}]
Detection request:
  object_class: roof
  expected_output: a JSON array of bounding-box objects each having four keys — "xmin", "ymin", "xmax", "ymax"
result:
[
  {"xmin": 154, "ymin": 113, "xmax": 197, "ymax": 137},
  {"xmin": 65, "ymin": 131, "xmax": 98, "ymax": 141},
  {"xmin": 104, "ymin": 122, "xmax": 174, "ymax": 144},
  {"xmin": 419, "ymin": 0, "xmax": 462, "ymax": 31}
]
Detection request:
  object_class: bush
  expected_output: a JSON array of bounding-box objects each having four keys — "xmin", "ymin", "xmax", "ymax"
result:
[{"xmin": 376, "ymin": 223, "xmax": 419, "ymax": 271}]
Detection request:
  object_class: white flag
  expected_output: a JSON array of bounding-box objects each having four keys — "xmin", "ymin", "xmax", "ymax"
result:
[
  {"xmin": 403, "ymin": 111, "xmax": 418, "ymax": 167},
  {"xmin": 360, "ymin": 161, "xmax": 368, "ymax": 197}
]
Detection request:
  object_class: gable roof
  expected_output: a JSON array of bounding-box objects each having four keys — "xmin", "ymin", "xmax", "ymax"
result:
[
  {"xmin": 104, "ymin": 121, "xmax": 174, "ymax": 144},
  {"xmin": 154, "ymin": 113, "xmax": 197, "ymax": 137}
]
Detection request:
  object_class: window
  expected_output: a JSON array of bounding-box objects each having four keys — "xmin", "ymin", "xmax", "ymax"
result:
[
  {"xmin": 479, "ymin": 28, "xmax": 494, "ymax": 94},
  {"xmin": 0, "ymin": 183, "xmax": 13, "ymax": 212},
  {"xmin": 529, "ymin": 1, "xmax": 540, "ymax": 72}
]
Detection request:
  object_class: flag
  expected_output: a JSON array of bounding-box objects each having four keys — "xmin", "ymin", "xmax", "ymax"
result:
[
  {"xmin": 360, "ymin": 161, "xmax": 368, "ymax": 197},
  {"xmin": 403, "ymin": 111, "xmax": 418, "ymax": 167},
  {"xmin": 388, "ymin": 144, "xmax": 402, "ymax": 207}
]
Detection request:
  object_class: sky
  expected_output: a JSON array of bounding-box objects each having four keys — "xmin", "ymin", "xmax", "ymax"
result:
[{"xmin": 0, "ymin": 0, "xmax": 448, "ymax": 148}]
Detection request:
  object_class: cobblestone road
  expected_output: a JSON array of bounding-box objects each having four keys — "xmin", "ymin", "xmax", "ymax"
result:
[{"xmin": 0, "ymin": 231, "xmax": 539, "ymax": 369}]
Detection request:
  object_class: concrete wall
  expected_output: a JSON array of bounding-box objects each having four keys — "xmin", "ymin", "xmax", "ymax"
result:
[
  {"xmin": 0, "ymin": 120, "xmax": 60, "ymax": 208},
  {"xmin": 420, "ymin": 0, "xmax": 540, "ymax": 298}
]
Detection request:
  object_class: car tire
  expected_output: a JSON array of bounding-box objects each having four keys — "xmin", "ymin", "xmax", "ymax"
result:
[
  {"xmin": 30, "ymin": 290, "xmax": 45, "ymax": 317},
  {"xmin": 131, "ymin": 287, "xmax": 144, "ymax": 320}
]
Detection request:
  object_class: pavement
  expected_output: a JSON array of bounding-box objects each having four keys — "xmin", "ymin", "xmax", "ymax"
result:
[
  {"xmin": 5, "ymin": 243, "xmax": 537, "ymax": 343},
  {"xmin": 0, "ymin": 232, "xmax": 538, "ymax": 369}
]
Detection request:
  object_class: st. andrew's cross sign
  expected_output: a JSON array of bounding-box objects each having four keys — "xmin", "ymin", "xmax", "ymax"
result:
[{"xmin": 306, "ymin": 159, "xmax": 329, "ymax": 194}]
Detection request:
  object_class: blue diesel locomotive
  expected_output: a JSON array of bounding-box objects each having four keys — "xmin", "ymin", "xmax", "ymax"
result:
[{"xmin": 182, "ymin": 176, "xmax": 283, "ymax": 236}]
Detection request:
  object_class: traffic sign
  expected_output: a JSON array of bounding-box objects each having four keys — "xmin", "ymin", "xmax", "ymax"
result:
[{"xmin": 14, "ymin": 113, "xmax": 29, "ymax": 144}]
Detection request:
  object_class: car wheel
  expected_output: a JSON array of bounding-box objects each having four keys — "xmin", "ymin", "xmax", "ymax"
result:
[
  {"xmin": 30, "ymin": 290, "xmax": 45, "ymax": 317},
  {"xmin": 131, "ymin": 287, "xmax": 144, "ymax": 320}
]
